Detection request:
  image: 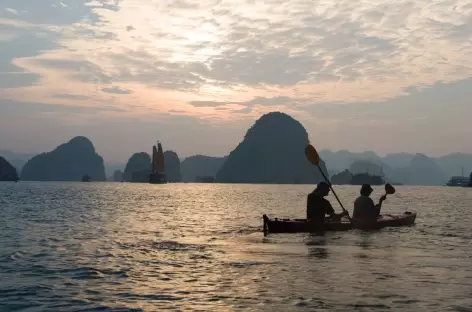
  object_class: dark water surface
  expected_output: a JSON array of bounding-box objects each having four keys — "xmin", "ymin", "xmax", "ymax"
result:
[{"xmin": 1, "ymin": 182, "xmax": 472, "ymax": 311}]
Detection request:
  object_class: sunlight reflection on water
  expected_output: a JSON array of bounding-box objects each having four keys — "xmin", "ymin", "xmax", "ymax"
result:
[{"xmin": 1, "ymin": 182, "xmax": 472, "ymax": 311}]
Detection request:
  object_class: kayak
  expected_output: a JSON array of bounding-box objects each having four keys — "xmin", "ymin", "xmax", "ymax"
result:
[{"xmin": 262, "ymin": 211, "xmax": 416, "ymax": 234}]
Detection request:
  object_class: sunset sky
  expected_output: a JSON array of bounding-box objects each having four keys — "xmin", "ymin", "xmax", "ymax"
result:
[{"xmin": 1, "ymin": 0, "xmax": 471, "ymax": 162}]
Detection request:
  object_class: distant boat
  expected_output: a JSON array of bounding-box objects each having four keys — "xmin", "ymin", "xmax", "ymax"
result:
[
  {"xmin": 149, "ymin": 141, "xmax": 167, "ymax": 184},
  {"xmin": 446, "ymin": 176, "xmax": 469, "ymax": 187},
  {"xmin": 331, "ymin": 169, "xmax": 384, "ymax": 185},
  {"xmin": 350, "ymin": 173, "xmax": 384, "ymax": 185},
  {"xmin": 446, "ymin": 168, "xmax": 470, "ymax": 187},
  {"xmin": 195, "ymin": 176, "xmax": 215, "ymax": 183},
  {"xmin": 82, "ymin": 174, "xmax": 91, "ymax": 182}
]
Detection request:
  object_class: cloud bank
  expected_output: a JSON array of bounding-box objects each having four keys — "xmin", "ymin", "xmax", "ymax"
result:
[{"xmin": 1, "ymin": 0, "xmax": 472, "ymax": 160}]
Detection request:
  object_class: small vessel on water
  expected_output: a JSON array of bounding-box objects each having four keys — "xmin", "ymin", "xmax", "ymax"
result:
[
  {"xmin": 195, "ymin": 176, "xmax": 215, "ymax": 183},
  {"xmin": 331, "ymin": 169, "xmax": 385, "ymax": 185},
  {"xmin": 149, "ymin": 141, "xmax": 167, "ymax": 184},
  {"xmin": 262, "ymin": 212, "xmax": 417, "ymax": 234},
  {"xmin": 81, "ymin": 174, "xmax": 91, "ymax": 182},
  {"xmin": 350, "ymin": 172, "xmax": 384, "ymax": 185},
  {"xmin": 445, "ymin": 169, "xmax": 470, "ymax": 187},
  {"xmin": 445, "ymin": 176, "xmax": 469, "ymax": 187}
]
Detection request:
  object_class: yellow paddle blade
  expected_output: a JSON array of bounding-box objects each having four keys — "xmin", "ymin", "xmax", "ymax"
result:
[
  {"xmin": 305, "ymin": 144, "xmax": 320, "ymax": 165},
  {"xmin": 385, "ymin": 183, "xmax": 396, "ymax": 195}
]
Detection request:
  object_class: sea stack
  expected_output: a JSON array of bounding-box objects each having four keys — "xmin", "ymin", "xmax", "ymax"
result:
[
  {"xmin": 149, "ymin": 141, "xmax": 167, "ymax": 184},
  {"xmin": 0, "ymin": 156, "xmax": 19, "ymax": 182},
  {"xmin": 215, "ymin": 112, "xmax": 329, "ymax": 184},
  {"xmin": 20, "ymin": 136, "xmax": 106, "ymax": 181}
]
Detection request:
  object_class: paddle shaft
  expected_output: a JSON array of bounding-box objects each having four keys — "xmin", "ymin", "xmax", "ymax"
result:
[{"xmin": 315, "ymin": 164, "xmax": 352, "ymax": 222}]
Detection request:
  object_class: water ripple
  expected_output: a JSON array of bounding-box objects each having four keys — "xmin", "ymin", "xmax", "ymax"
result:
[{"xmin": 1, "ymin": 182, "xmax": 472, "ymax": 311}]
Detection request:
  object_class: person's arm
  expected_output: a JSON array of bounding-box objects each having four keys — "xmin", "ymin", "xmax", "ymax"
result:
[
  {"xmin": 375, "ymin": 195, "xmax": 387, "ymax": 208},
  {"xmin": 326, "ymin": 201, "xmax": 346, "ymax": 218},
  {"xmin": 374, "ymin": 195, "xmax": 386, "ymax": 217}
]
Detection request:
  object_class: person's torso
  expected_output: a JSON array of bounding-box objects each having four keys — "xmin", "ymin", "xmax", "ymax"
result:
[
  {"xmin": 353, "ymin": 196, "xmax": 376, "ymax": 219},
  {"xmin": 307, "ymin": 193, "xmax": 329, "ymax": 220}
]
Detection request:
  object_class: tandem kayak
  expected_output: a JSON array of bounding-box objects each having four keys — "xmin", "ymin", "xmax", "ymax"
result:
[{"xmin": 262, "ymin": 211, "xmax": 416, "ymax": 234}]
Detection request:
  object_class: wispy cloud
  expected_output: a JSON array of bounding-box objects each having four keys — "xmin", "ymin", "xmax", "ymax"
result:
[
  {"xmin": 102, "ymin": 86, "xmax": 132, "ymax": 95},
  {"xmin": 1, "ymin": 0, "xmax": 472, "ymax": 158},
  {"xmin": 3, "ymin": 0, "xmax": 472, "ymax": 105}
]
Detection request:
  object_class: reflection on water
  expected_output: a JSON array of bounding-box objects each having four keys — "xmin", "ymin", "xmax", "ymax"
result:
[
  {"xmin": 0, "ymin": 182, "xmax": 472, "ymax": 311},
  {"xmin": 306, "ymin": 233, "xmax": 328, "ymax": 259}
]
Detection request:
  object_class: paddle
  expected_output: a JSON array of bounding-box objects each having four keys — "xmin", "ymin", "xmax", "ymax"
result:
[
  {"xmin": 377, "ymin": 183, "xmax": 396, "ymax": 218},
  {"xmin": 305, "ymin": 144, "xmax": 352, "ymax": 222},
  {"xmin": 384, "ymin": 183, "xmax": 396, "ymax": 197},
  {"xmin": 379, "ymin": 183, "xmax": 396, "ymax": 205}
]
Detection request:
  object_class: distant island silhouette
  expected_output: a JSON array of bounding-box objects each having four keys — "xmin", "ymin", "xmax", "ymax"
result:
[
  {"xmin": 0, "ymin": 156, "xmax": 19, "ymax": 182},
  {"xmin": 1, "ymin": 111, "xmax": 471, "ymax": 186},
  {"xmin": 216, "ymin": 112, "xmax": 329, "ymax": 184},
  {"xmin": 124, "ymin": 152, "xmax": 151, "ymax": 182},
  {"xmin": 122, "ymin": 148, "xmax": 182, "ymax": 183},
  {"xmin": 330, "ymin": 169, "xmax": 385, "ymax": 185},
  {"xmin": 20, "ymin": 136, "xmax": 106, "ymax": 182},
  {"xmin": 163, "ymin": 151, "xmax": 181, "ymax": 183},
  {"xmin": 180, "ymin": 155, "xmax": 227, "ymax": 182},
  {"xmin": 322, "ymin": 150, "xmax": 456, "ymax": 186}
]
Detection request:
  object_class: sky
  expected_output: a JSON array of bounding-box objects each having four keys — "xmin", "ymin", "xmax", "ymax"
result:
[{"xmin": 1, "ymin": 0, "xmax": 472, "ymax": 163}]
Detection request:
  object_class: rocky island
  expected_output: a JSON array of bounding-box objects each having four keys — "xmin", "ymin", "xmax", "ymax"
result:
[
  {"xmin": 216, "ymin": 112, "xmax": 328, "ymax": 184},
  {"xmin": 0, "ymin": 156, "xmax": 19, "ymax": 181},
  {"xmin": 123, "ymin": 152, "xmax": 151, "ymax": 182},
  {"xmin": 181, "ymin": 155, "xmax": 227, "ymax": 182},
  {"xmin": 163, "ymin": 151, "xmax": 182, "ymax": 182},
  {"xmin": 20, "ymin": 136, "xmax": 106, "ymax": 181}
]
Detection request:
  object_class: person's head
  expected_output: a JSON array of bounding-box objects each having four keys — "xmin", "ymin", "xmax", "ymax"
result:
[
  {"xmin": 360, "ymin": 184, "xmax": 373, "ymax": 196},
  {"xmin": 314, "ymin": 181, "xmax": 330, "ymax": 197}
]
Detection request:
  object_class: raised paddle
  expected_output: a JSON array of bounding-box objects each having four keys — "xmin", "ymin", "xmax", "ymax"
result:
[
  {"xmin": 305, "ymin": 144, "xmax": 352, "ymax": 222},
  {"xmin": 384, "ymin": 183, "xmax": 396, "ymax": 197},
  {"xmin": 379, "ymin": 183, "xmax": 396, "ymax": 205},
  {"xmin": 376, "ymin": 183, "xmax": 396, "ymax": 218}
]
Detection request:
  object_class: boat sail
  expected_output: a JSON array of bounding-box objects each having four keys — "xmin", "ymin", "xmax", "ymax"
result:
[
  {"xmin": 155, "ymin": 142, "xmax": 165, "ymax": 173},
  {"xmin": 150, "ymin": 141, "xmax": 167, "ymax": 184}
]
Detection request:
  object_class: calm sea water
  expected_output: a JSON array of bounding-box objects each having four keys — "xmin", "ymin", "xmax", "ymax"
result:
[{"xmin": 1, "ymin": 182, "xmax": 472, "ymax": 311}]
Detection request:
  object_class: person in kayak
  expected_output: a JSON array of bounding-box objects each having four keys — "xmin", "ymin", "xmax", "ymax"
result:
[
  {"xmin": 353, "ymin": 184, "xmax": 386, "ymax": 220},
  {"xmin": 306, "ymin": 181, "xmax": 347, "ymax": 224}
]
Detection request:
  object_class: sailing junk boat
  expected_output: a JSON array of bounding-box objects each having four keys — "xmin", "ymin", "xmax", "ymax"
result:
[{"xmin": 149, "ymin": 141, "xmax": 167, "ymax": 184}]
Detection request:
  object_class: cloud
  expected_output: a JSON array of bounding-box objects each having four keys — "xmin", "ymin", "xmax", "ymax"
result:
[
  {"xmin": 189, "ymin": 96, "xmax": 307, "ymax": 110},
  {"xmin": 190, "ymin": 101, "xmax": 226, "ymax": 107},
  {"xmin": 0, "ymin": 24, "xmax": 57, "ymax": 88},
  {"xmin": 245, "ymin": 96, "xmax": 307, "ymax": 106},
  {"xmin": 4, "ymin": 0, "xmax": 472, "ymax": 102},
  {"xmin": 1, "ymin": 0, "xmax": 472, "ymax": 157},
  {"xmin": 102, "ymin": 86, "xmax": 132, "ymax": 94},
  {"xmin": 52, "ymin": 93, "xmax": 91, "ymax": 100},
  {"xmin": 0, "ymin": 98, "xmax": 126, "ymax": 115},
  {"xmin": 300, "ymin": 77, "xmax": 472, "ymax": 139},
  {"xmin": 0, "ymin": 0, "xmax": 101, "ymax": 25}
]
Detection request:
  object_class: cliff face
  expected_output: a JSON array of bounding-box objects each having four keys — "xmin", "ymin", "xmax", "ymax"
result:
[
  {"xmin": 180, "ymin": 155, "xmax": 227, "ymax": 182},
  {"xmin": 0, "ymin": 156, "xmax": 19, "ymax": 181},
  {"xmin": 113, "ymin": 170, "xmax": 124, "ymax": 182},
  {"xmin": 331, "ymin": 169, "xmax": 352, "ymax": 185},
  {"xmin": 215, "ymin": 112, "xmax": 329, "ymax": 184},
  {"xmin": 0, "ymin": 150, "xmax": 33, "ymax": 176},
  {"xmin": 391, "ymin": 153, "xmax": 448, "ymax": 186},
  {"xmin": 20, "ymin": 136, "xmax": 106, "ymax": 181},
  {"xmin": 164, "ymin": 151, "xmax": 182, "ymax": 182},
  {"xmin": 123, "ymin": 152, "xmax": 151, "ymax": 182},
  {"xmin": 319, "ymin": 150, "xmax": 382, "ymax": 172}
]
